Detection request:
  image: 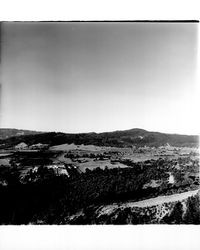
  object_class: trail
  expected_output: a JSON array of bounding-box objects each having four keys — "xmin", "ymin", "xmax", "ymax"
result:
[
  {"xmin": 122, "ymin": 189, "xmax": 198, "ymax": 208},
  {"xmin": 98, "ymin": 189, "xmax": 199, "ymax": 216}
]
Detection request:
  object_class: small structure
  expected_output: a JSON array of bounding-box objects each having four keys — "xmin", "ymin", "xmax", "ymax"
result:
[
  {"xmin": 168, "ymin": 172, "xmax": 175, "ymax": 184},
  {"xmin": 46, "ymin": 164, "xmax": 69, "ymax": 177},
  {"xmin": 58, "ymin": 168, "xmax": 69, "ymax": 177},
  {"xmin": 29, "ymin": 143, "xmax": 49, "ymax": 150},
  {"xmin": 143, "ymin": 179, "xmax": 161, "ymax": 189},
  {"xmin": 15, "ymin": 142, "xmax": 28, "ymax": 150}
]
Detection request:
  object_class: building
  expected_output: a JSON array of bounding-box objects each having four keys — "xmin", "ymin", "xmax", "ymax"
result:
[{"xmin": 15, "ymin": 142, "xmax": 28, "ymax": 150}]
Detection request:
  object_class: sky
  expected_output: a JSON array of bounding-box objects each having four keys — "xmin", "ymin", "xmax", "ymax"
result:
[{"xmin": 0, "ymin": 22, "xmax": 199, "ymax": 135}]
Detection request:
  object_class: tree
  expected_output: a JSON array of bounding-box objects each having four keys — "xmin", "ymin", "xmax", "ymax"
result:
[
  {"xmin": 163, "ymin": 201, "xmax": 183, "ymax": 224},
  {"xmin": 183, "ymin": 196, "xmax": 200, "ymax": 224}
]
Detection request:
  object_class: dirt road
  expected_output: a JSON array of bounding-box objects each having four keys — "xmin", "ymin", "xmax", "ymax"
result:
[{"xmin": 98, "ymin": 189, "xmax": 199, "ymax": 216}]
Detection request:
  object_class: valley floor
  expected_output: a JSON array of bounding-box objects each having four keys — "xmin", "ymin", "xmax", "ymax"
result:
[{"xmin": 0, "ymin": 142, "xmax": 199, "ymax": 224}]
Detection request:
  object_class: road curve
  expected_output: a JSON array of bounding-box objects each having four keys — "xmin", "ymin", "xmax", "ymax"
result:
[
  {"xmin": 121, "ymin": 189, "xmax": 199, "ymax": 208},
  {"xmin": 97, "ymin": 189, "xmax": 199, "ymax": 216}
]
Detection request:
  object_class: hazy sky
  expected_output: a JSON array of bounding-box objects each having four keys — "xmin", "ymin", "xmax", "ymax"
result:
[{"xmin": 0, "ymin": 22, "xmax": 199, "ymax": 134}]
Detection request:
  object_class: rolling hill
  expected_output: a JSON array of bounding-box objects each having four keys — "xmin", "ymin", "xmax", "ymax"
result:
[
  {"xmin": 0, "ymin": 128, "xmax": 198, "ymax": 149},
  {"xmin": 0, "ymin": 128, "xmax": 42, "ymax": 140}
]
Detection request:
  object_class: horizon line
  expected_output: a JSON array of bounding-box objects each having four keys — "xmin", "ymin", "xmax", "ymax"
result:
[{"xmin": 1, "ymin": 127, "xmax": 199, "ymax": 137}]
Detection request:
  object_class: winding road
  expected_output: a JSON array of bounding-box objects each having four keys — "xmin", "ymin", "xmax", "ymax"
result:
[{"xmin": 98, "ymin": 189, "xmax": 199, "ymax": 216}]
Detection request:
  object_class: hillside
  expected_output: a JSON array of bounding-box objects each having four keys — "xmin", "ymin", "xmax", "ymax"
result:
[
  {"xmin": 0, "ymin": 128, "xmax": 198, "ymax": 149},
  {"xmin": 0, "ymin": 128, "xmax": 42, "ymax": 140}
]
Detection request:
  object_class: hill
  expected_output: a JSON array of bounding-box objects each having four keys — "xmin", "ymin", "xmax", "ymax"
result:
[
  {"xmin": 0, "ymin": 128, "xmax": 198, "ymax": 149},
  {"xmin": 0, "ymin": 128, "xmax": 42, "ymax": 140}
]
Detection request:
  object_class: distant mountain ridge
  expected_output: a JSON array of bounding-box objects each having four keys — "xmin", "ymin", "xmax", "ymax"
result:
[
  {"xmin": 0, "ymin": 128, "xmax": 42, "ymax": 140},
  {"xmin": 0, "ymin": 128, "xmax": 198, "ymax": 149}
]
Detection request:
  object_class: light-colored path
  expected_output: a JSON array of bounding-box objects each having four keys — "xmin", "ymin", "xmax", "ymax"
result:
[
  {"xmin": 122, "ymin": 189, "xmax": 199, "ymax": 208},
  {"xmin": 98, "ymin": 189, "xmax": 199, "ymax": 216}
]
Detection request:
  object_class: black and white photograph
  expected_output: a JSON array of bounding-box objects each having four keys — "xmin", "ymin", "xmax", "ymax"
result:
[{"xmin": 0, "ymin": 20, "xmax": 199, "ymax": 227}]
